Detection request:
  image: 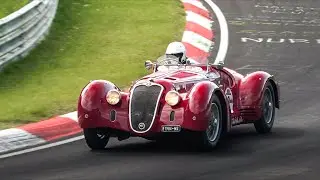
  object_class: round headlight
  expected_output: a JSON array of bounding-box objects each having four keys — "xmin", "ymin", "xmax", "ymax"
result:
[
  {"xmin": 106, "ymin": 90, "xmax": 121, "ymax": 105},
  {"xmin": 165, "ymin": 90, "xmax": 181, "ymax": 106}
]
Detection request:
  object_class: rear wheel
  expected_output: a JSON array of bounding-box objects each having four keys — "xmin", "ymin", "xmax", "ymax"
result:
[
  {"xmin": 200, "ymin": 94, "xmax": 223, "ymax": 150},
  {"xmin": 254, "ymin": 82, "xmax": 276, "ymax": 133},
  {"xmin": 84, "ymin": 128, "xmax": 110, "ymax": 150}
]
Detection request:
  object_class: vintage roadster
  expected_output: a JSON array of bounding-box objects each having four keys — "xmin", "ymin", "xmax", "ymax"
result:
[{"xmin": 77, "ymin": 55, "xmax": 280, "ymax": 150}]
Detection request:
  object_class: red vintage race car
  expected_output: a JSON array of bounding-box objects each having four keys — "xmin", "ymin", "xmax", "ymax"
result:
[{"xmin": 77, "ymin": 55, "xmax": 280, "ymax": 150}]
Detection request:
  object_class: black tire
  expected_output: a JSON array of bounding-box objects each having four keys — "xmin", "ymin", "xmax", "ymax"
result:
[
  {"xmin": 84, "ymin": 128, "xmax": 110, "ymax": 150},
  {"xmin": 254, "ymin": 81, "xmax": 276, "ymax": 134},
  {"xmin": 200, "ymin": 93, "xmax": 223, "ymax": 150}
]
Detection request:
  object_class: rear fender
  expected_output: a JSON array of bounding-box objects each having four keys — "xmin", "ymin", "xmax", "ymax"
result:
[{"xmin": 239, "ymin": 71, "xmax": 280, "ymax": 108}]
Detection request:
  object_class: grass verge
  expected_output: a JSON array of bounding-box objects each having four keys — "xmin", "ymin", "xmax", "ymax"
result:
[
  {"xmin": 0, "ymin": 0, "xmax": 185, "ymax": 129},
  {"xmin": 0, "ymin": 0, "xmax": 29, "ymax": 18}
]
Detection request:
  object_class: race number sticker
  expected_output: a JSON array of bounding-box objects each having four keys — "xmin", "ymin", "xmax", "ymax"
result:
[{"xmin": 225, "ymin": 88, "xmax": 234, "ymax": 113}]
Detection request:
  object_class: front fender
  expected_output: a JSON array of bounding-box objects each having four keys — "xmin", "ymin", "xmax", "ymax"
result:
[
  {"xmin": 239, "ymin": 71, "xmax": 279, "ymax": 108},
  {"xmin": 77, "ymin": 80, "xmax": 132, "ymax": 130},
  {"xmin": 78, "ymin": 80, "xmax": 120, "ymax": 111},
  {"xmin": 186, "ymin": 81, "xmax": 219, "ymax": 114}
]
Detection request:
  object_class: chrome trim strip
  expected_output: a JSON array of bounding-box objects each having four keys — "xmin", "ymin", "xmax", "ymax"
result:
[{"xmin": 128, "ymin": 82, "xmax": 164, "ymax": 133}]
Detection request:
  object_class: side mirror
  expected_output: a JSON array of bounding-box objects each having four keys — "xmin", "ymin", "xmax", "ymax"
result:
[{"xmin": 144, "ymin": 60, "xmax": 153, "ymax": 70}]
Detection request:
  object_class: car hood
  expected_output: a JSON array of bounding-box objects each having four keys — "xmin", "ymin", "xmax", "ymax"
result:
[
  {"xmin": 135, "ymin": 68, "xmax": 215, "ymax": 92},
  {"xmin": 147, "ymin": 68, "xmax": 208, "ymax": 80}
]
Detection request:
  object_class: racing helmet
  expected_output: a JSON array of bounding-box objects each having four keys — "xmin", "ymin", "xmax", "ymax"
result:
[{"xmin": 165, "ymin": 42, "xmax": 187, "ymax": 64}]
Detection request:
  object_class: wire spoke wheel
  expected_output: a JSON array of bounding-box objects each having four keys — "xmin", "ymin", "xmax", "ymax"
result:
[
  {"xmin": 263, "ymin": 88, "xmax": 274, "ymax": 124},
  {"xmin": 254, "ymin": 82, "xmax": 276, "ymax": 134},
  {"xmin": 206, "ymin": 102, "xmax": 220, "ymax": 142}
]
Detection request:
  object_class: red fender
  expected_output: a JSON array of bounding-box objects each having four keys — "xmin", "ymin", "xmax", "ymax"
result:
[
  {"xmin": 185, "ymin": 81, "xmax": 230, "ymax": 131},
  {"xmin": 239, "ymin": 71, "xmax": 279, "ymax": 108},
  {"xmin": 77, "ymin": 80, "xmax": 122, "ymax": 129},
  {"xmin": 186, "ymin": 81, "xmax": 219, "ymax": 114},
  {"xmin": 78, "ymin": 80, "xmax": 120, "ymax": 111}
]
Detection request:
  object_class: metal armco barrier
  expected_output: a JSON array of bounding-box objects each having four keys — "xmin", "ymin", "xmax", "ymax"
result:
[{"xmin": 0, "ymin": 0, "xmax": 59, "ymax": 70}]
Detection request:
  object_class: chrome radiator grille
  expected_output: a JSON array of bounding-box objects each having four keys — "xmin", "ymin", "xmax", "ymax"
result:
[{"xmin": 129, "ymin": 83, "xmax": 163, "ymax": 133}]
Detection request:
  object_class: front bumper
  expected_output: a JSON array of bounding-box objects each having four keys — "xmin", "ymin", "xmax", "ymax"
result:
[{"xmin": 78, "ymin": 102, "xmax": 208, "ymax": 137}]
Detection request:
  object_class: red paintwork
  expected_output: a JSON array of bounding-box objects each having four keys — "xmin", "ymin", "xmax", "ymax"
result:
[
  {"xmin": 77, "ymin": 64, "xmax": 280, "ymax": 137},
  {"xmin": 187, "ymin": 81, "xmax": 217, "ymax": 114},
  {"xmin": 239, "ymin": 71, "xmax": 272, "ymax": 106}
]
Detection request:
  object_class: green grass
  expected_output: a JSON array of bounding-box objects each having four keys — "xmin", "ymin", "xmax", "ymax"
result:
[
  {"xmin": 0, "ymin": 0, "xmax": 185, "ymax": 129},
  {"xmin": 0, "ymin": 0, "xmax": 29, "ymax": 18}
]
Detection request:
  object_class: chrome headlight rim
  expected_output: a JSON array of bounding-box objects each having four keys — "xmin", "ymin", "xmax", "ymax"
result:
[
  {"xmin": 165, "ymin": 90, "xmax": 181, "ymax": 106},
  {"xmin": 106, "ymin": 89, "xmax": 121, "ymax": 105}
]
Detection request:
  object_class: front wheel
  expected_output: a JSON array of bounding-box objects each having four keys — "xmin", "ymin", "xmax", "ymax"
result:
[
  {"xmin": 200, "ymin": 94, "xmax": 223, "ymax": 150},
  {"xmin": 254, "ymin": 82, "xmax": 276, "ymax": 134},
  {"xmin": 84, "ymin": 128, "xmax": 110, "ymax": 150}
]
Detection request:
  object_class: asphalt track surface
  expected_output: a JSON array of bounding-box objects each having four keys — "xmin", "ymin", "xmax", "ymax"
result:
[{"xmin": 1, "ymin": 0, "xmax": 320, "ymax": 179}]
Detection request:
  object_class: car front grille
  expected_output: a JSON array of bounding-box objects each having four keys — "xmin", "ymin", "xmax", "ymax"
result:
[{"xmin": 129, "ymin": 83, "xmax": 163, "ymax": 133}]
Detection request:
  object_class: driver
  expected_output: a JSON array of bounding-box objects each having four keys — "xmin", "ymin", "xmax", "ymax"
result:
[{"xmin": 165, "ymin": 42, "xmax": 189, "ymax": 64}]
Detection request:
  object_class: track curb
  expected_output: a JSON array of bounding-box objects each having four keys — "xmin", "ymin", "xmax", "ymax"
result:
[{"xmin": 0, "ymin": 0, "xmax": 216, "ymax": 154}]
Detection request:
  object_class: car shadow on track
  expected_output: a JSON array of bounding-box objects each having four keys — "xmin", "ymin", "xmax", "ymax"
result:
[{"xmin": 89, "ymin": 126, "xmax": 305, "ymax": 157}]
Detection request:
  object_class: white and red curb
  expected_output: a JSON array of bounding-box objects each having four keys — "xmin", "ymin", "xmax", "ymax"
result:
[
  {"xmin": 0, "ymin": 0, "xmax": 216, "ymax": 154},
  {"xmin": 181, "ymin": 0, "xmax": 215, "ymax": 63},
  {"xmin": 0, "ymin": 112, "xmax": 80, "ymax": 153}
]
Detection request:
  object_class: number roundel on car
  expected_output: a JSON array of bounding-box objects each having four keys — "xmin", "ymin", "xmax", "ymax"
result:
[{"xmin": 225, "ymin": 88, "xmax": 234, "ymax": 113}]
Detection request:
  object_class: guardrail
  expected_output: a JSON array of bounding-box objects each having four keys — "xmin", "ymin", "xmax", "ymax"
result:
[{"xmin": 0, "ymin": 0, "xmax": 59, "ymax": 70}]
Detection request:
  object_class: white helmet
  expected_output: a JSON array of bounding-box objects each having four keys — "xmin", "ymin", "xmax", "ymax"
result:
[{"xmin": 165, "ymin": 42, "xmax": 187, "ymax": 64}]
